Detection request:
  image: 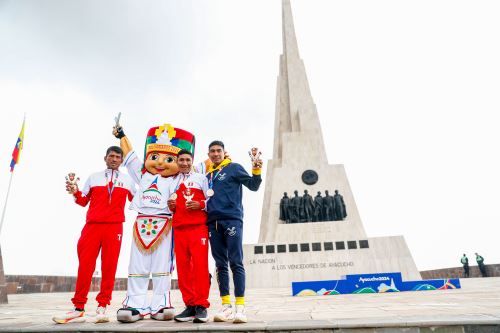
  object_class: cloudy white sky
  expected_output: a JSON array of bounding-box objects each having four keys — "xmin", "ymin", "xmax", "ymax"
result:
[{"xmin": 0, "ymin": 0, "xmax": 499, "ymax": 278}]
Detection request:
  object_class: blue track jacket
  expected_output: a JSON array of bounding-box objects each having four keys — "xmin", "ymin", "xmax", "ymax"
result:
[{"xmin": 206, "ymin": 162, "xmax": 262, "ymax": 223}]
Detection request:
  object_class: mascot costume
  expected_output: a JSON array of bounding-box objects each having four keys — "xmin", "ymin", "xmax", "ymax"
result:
[{"xmin": 113, "ymin": 121, "xmax": 195, "ymax": 322}]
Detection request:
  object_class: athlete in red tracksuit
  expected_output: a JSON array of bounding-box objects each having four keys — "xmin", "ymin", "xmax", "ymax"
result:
[
  {"xmin": 168, "ymin": 149, "xmax": 211, "ymax": 323},
  {"xmin": 53, "ymin": 146, "xmax": 136, "ymax": 324}
]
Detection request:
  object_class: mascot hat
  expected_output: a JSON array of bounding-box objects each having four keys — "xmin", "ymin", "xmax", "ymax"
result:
[{"xmin": 143, "ymin": 124, "xmax": 195, "ymax": 161}]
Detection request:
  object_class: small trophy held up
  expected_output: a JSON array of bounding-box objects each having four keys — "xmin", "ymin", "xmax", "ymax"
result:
[
  {"xmin": 183, "ymin": 187, "xmax": 194, "ymax": 205},
  {"xmin": 115, "ymin": 112, "xmax": 121, "ymax": 129},
  {"xmin": 65, "ymin": 172, "xmax": 80, "ymax": 194},
  {"xmin": 248, "ymin": 147, "xmax": 262, "ymax": 168},
  {"xmin": 112, "ymin": 112, "xmax": 126, "ymax": 139}
]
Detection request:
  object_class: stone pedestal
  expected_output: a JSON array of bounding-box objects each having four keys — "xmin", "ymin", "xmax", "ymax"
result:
[
  {"xmin": 244, "ymin": 236, "xmax": 420, "ymax": 288},
  {"xmin": 259, "ymin": 163, "xmax": 366, "ymax": 244}
]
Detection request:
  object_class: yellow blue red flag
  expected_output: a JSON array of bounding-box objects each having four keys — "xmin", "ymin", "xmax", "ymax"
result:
[{"xmin": 10, "ymin": 118, "xmax": 25, "ymax": 172}]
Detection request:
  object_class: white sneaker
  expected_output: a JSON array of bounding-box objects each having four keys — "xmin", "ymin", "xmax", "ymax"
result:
[
  {"xmin": 162, "ymin": 307, "xmax": 175, "ymax": 321},
  {"xmin": 116, "ymin": 307, "xmax": 143, "ymax": 323},
  {"xmin": 95, "ymin": 306, "xmax": 109, "ymax": 323},
  {"xmin": 233, "ymin": 304, "xmax": 247, "ymax": 324},
  {"xmin": 213, "ymin": 304, "xmax": 234, "ymax": 322},
  {"xmin": 151, "ymin": 307, "xmax": 175, "ymax": 321},
  {"xmin": 52, "ymin": 309, "xmax": 86, "ymax": 324}
]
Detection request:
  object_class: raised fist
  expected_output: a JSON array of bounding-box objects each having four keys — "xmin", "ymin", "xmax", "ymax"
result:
[{"xmin": 113, "ymin": 125, "xmax": 125, "ymax": 139}]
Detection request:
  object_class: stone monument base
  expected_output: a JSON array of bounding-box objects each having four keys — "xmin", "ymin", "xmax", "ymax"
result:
[{"xmin": 244, "ymin": 236, "xmax": 421, "ymax": 288}]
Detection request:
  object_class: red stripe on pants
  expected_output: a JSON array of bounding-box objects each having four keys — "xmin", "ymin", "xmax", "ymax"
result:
[
  {"xmin": 71, "ymin": 223, "xmax": 123, "ymax": 309},
  {"xmin": 174, "ymin": 224, "xmax": 210, "ymax": 308}
]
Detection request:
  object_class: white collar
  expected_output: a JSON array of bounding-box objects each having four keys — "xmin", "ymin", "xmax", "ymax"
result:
[
  {"xmin": 105, "ymin": 168, "xmax": 119, "ymax": 175},
  {"xmin": 177, "ymin": 171, "xmax": 192, "ymax": 179}
]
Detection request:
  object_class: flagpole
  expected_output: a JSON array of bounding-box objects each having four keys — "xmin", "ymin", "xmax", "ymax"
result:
[{"xmin": 0, "ymin": 172, "xmax": 14, "ymax": 237}]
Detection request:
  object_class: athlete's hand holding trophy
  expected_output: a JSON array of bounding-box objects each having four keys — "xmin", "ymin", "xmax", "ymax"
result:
[
  {"xmin": 184, "ymin": 187, "xmax": 201, "ymax": 211},
  {"xmin": 249, "ymin": 147, "xmax": 263, "ymax": 170},
  {"xmin": 112, "ymin": 112, "xmax": 125, "ymax": 139},
  {"xmin": 65, "ymin": 173, "xmax": 80, "ymax": 194}
]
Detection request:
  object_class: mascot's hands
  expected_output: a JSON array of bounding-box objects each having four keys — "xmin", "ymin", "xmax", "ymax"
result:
[
  {"xmin": 167, "ymin": 199, "xmax": 176, "ymax": 212},
  {"xmin": 113, "ymin": 125, "xmax": 125, "ymax": 139},
  {"xmin": 186, "ymin": 200, "xmax": 201, "ymax": 211}
]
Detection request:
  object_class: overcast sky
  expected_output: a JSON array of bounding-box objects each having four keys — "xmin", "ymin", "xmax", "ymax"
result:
[{"xmin": 0, "ymin": 0, "xmax": 499, "ymax": 278}]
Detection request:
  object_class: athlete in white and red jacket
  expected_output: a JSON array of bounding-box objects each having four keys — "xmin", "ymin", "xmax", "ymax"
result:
[
  {"xmin": 168, "ymin": 149, "xmax": 211, "ymax": 323},
  {"xmin": 53, "ymin": 146, "xmax": 135, "ymax": 325}
]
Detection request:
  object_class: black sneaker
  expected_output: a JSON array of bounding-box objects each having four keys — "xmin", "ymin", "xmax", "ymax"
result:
[
  {"xmin": 193, "ymin": 305, "xmax": 208, "ymax": 323},
  {"xmin": 174, "ymin": 306, "xmax": 195, "ymax": 322}
]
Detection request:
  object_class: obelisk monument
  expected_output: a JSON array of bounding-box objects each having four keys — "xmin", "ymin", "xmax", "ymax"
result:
[{"xmin": 243, "ymin": 0, "xmax": 420, "ymax": 288}]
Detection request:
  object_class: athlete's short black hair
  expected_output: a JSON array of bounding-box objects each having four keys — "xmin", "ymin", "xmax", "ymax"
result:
[
  {"xmin": 208, "ymin": 140, "xmax": 225, "ymax": 149},
  {"xmin": 106, "ymin": 146, "xmax": 123, "ymax": 157},
  {"xmin": 177, "ymin": 149, "xmax": 193, "ymax": 158}
]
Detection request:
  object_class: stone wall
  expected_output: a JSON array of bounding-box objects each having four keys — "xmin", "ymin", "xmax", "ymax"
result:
[
  {"xmin": 5, "ymin": 265, "xmax": 499, "ymax": 294},
  {"xmin": 5, "ymin": 275, "xmax": 178, "ymax": 294},
  {"xmin": 420, "ymin": 264, "xmax": 500, "ymax": 279}
]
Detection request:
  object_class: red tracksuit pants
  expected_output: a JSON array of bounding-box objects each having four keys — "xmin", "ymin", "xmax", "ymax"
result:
[
  {"xmin": 71, "ymin": 223, "xmax": 123, "ymax": 309},
  {"xmin": 174, "ymin": 224, "xmax": 210, "ymax": 308}
]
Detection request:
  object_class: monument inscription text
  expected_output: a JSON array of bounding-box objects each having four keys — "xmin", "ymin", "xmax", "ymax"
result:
[{"xmin": 248, "ymin": 257, "xmax": 355, "ymax": 271}]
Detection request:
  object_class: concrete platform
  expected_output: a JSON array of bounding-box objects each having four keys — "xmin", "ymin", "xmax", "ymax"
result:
[{"xmin": 0, "ymin": 278, "xmax": 499, "ymax": 332}]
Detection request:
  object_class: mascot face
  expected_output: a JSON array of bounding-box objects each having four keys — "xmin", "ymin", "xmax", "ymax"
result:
[
  {"xmin": 143, "ymin": 124, "xmax": 194, "ymax": 177},
  {"xmin": 144, "ymin": 152, "xmax": 179, "ymax": 177}
]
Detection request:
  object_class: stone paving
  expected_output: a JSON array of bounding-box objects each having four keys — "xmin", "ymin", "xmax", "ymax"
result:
[{"xmin": 0, "ymin": 278, "xmax": 499, "ymax": 332}]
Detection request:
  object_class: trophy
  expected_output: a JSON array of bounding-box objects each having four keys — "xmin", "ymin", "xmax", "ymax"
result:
[
  {"xmin": 183, "ymin": 187, "xmax": 194, "ymax": 205},
  {"xmin": 112, "ymin": 112, "xmax": 124, "ymax": 138},
  {"xmin": 65, "ymin": 172, "xmax": 80, "ymax": 194},
  {"xmin": 115, "ymin": 112, "xmax": 121, "ymax": 129},
  {"xmin": 248, "ymin": 147, "xmax": 262, "ymax": 168}
]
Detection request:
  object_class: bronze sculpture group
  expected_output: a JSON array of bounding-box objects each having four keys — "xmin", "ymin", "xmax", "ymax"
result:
[{"xmin": 279, "ymin": 189, "xmax": 347, "ymax": 223}]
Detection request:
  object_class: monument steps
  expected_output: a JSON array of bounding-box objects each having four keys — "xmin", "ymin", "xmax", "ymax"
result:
[
  {"xmin": 1, "ymin": 278, "xmax": 499, "ymax": 332},
  {"xmin": 0, "ymin": 320, "xmax": 498, "ymax": 332}
]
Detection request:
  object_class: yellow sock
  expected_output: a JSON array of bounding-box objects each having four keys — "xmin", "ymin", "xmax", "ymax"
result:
[
  {"xmin": 235, "ymin": 296, "xmax": 245, "ymax": 305},
  {"xmin": 221, "ymin": 295, "xmax": 231, "ymax": 305}
]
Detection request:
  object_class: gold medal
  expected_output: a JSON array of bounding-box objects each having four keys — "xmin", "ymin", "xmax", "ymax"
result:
[
  {"xmin": 170, "ymin": 193, "xmax": 178, "ymax": 200},
  {"xmin": 207, "ymin": 189, "xmax": 214, "ymax": 197}
]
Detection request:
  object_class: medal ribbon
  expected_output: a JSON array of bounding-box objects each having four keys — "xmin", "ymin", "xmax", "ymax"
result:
[
  {"xmin": 170, "ymin": 173, "xmax": 188, "ymax": 200},
  {"xmin": 106, "ymin": 170, "xmax": 118, "ymax": 203},
  {"xmin": 208, "ymin": 166, "xmax": 225, "ymax": 190},
  {"xmin": 174, "ymin": 173, "xmax": 188, "ymax": 193}
]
